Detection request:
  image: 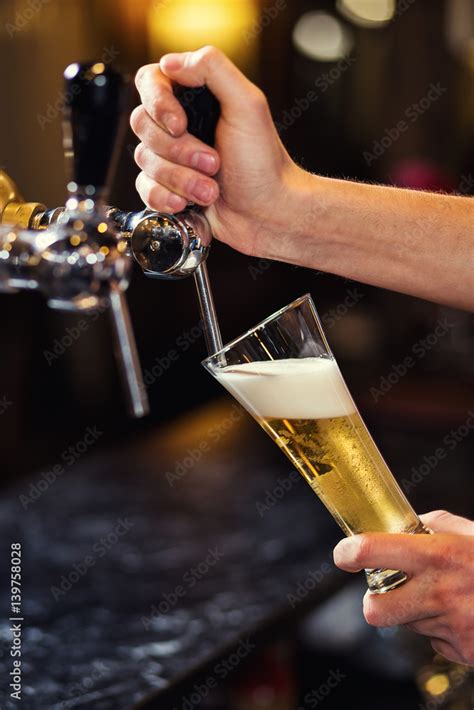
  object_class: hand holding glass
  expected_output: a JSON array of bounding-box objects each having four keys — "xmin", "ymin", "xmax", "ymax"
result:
[{"xmin": 203, "ymin": 295, "xmax": 429, "ymax": 594}]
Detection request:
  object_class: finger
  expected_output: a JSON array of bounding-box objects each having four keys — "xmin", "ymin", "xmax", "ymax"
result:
[
  {"xmin": 405, "ymin": 618, "xmax": 451, "ymax": 642},
  {"xmin": 362, "ymin": 577, "xmax": 439, "ymax": 627},
  {"xmin": 333, "ymin": 532, "xmax": 440, "ymax": 575},
  {"xmin": 130, "ymin": 107, "xmax": 220, "ymax": 175},
  {"xmin": 420, "ymin": 510, "xmax": 474, "ymax": 535},
  {"xmin": 135, "ymin": 145, "xmax": 219, "ymax": 206},
  {"xmin": 135, "ymin": 171, "xmax": 188, "ymax": 213},
  {"xmin": 135, "ymin": 63, "xmax": 188, "ymax": 137},
  {"xmin": 160, "ymin": 46, "xmax": 265, "ymax": 122},
  {"xmin": 430, "ymin": 638, "xmax": 463, "ymax": 665}
]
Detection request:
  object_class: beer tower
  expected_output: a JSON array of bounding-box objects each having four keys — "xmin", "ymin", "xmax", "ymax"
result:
[
  {"xmin": 0, "ymin": 61, "xmax": 149, "ymax": 418},
  {"xmin": 0, "ymin": 62, "xmax": 224, "ymax": 412}
]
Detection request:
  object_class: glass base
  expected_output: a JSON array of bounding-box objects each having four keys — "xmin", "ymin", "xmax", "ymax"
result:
[
  {"xmin": 365, "ymin": 522, "xmax": 432, "ymax": 595},
  {"xmin": 365, "ymin": 567, "xmax": 408, "ymax": 594}
]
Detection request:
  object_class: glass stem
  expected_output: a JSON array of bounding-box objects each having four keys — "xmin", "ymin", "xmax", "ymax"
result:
[{"xmin": 365, "ymin": 521, "xmax": 432, "ymax": 594}]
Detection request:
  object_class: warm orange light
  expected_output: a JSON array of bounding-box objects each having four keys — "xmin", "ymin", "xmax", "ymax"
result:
[
  {"xmin": 148, "ymin": 0, "xmax": 260, "ymax": 60},
  {"xmin": 424, "ymin": 674, "xmax": 450, "ymax": 697}
]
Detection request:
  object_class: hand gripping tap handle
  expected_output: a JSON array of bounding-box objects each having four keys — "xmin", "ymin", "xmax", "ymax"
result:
[
  {"xmin": 64, "ymin": 62, "xmax": 149, "ymax": 418},
  {"xmin": 174, "ymin": 85, "xmax": 223, "ymax": 356}
]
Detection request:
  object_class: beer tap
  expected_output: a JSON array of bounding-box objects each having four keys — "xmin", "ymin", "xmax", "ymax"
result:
[
  {"xmin": 106, "ymin": 80, "xmax": 223, "ymax": 355},
  {"xmin": 61, "ymin": 61, "xmax": 149, "ymax": 418},
  {"xmin": 0, "ymin": 80, "xmax": 223, "ymax": 358},
  {"xmin": 0, "ymin": 62, "xmax": 150, "ymax": 418}
]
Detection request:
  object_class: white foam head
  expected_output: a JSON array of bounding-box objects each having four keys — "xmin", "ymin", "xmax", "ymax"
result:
[{"xmin": 213, "ymin": 357, "xmax": 356, "ymax": 419}]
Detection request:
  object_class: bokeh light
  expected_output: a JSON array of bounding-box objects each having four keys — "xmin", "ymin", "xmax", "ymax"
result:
[{"xmin": 293, "ymin": 11, "xmax": 353, "ymax": 62}]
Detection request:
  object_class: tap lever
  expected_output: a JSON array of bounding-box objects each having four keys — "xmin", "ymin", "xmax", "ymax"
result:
[
  {"xmin": 174, "ymin": 84, "xmax": 223, "ymax": 357},
  {"xmin": 194, "ymin": 261, "xmax": 223, "ymax": 355}
]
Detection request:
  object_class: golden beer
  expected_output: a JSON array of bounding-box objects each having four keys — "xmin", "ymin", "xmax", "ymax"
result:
[
  {"xmin": 205, "ymin": 295, "xmax": 428, "ymax": 593},
  {"xmin": 260, "ymin": 414, "xmax": 417, "ymax": 535},
  {"xmin": 216, "ymin": 358, "xmax": 420, "ymax": 537}
]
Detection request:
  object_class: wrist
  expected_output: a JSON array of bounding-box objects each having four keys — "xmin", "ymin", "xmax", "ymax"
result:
[{"xmin": 264, "ymin": 168, "xmax": 336, "ymax": 269}]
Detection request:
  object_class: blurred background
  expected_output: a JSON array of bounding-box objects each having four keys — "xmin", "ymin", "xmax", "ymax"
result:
[
  {"xmin": 0, "ymin": 1, "xmax": 473, "ymax": 708},
  {"xmin": 0, "ymin": 0, "xmax": 473, "ymax": 480}
]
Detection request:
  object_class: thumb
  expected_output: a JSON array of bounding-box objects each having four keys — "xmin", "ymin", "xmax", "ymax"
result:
[
  {"xmin": 160, "ymin": 46, "xmax": 262, "ymax": 123},
  {"xmin": 419, "ymin": 510, "xmax": 474, "ymax": 535}
]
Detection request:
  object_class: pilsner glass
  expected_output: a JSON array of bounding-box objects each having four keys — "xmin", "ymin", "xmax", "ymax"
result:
[{"xmin": 203, "ymin": 294, "xmax": 429, "ymax": 594}]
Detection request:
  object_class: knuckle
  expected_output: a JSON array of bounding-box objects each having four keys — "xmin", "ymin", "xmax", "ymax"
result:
[
  {"xmin": 149, "ymin": 160, "xmax": 184, "ymax": 191},
  {"xmin": 199, "ymin": 45, "xmax": 222, "ymax": 68},
  {"xmin": 412, "ymin": 579, "xmax": 433, "ymax": 613},
  {"xmin": 148, "ymin": 157, "xmax": 165, "ymax": 182},
  {"xmin": 135, "ymin": 173, "xmax": 147, "ymax": 200},
  {"xmin": 249, "ymin": 86, "xmax": 269, "ymax": 111},
  {"xmin": 428, "ymin": 575, "xmax": 450, "ymax": 611},
  {"xmin": 353, "ymin": 535, "xmax": 372, "ymax": 567},
  {"xmin": 251, "ymin": 86, "xmax": 266, "ymax": 104},
  {"xmin": 149, "ymin": 96, "xmax": 163, "ymax": 121},
  {"xmin": 167, "ymin": 139, "xmax": 186, "ymax": 164},
  {"xmin": 200, "ymin": 44, "xmax": 218, "ymax": 58},
  {"xmin": 363, "ymin": 597, "xmax": 382, "ymax": 627},
  {"xmin": 149, "ymin": 184, "xmax": 164, "ymax": 209},
  {"xmin": 130, "ymin": 105, "xmax": 145, "ymax": 134},
  {"xmin": 134, "ymin": 64, "xmax": 150, "ymax": 89},
  {"xmin": 168, "ymin": 165, "xmax": 186, "ymax": 190},
  {"xmin": 136, "ymin": 174, "xmax": 161, "ymax": 210},
  {"xmin": 430, "ymin": 540, "xmax": 454, "ymax": 569},
  {"xmin": 134, "ymin": 142, "xmax": 146, "ymax": 166},
  {"xmin": 430, "ymin": 509, "xmax": 451, "ymax": 523},
  {"xmin": 450, "ymin": 545, "xmax": 469, "ymax": 571},
  {"xmin": 148, "ymin": 89, "xmax": 168, "ymax": 121}
]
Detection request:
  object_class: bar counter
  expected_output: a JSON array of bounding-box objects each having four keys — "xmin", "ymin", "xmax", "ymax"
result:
[{"xmin": 0, "ymin": 401, "xmax": 347, "ymax": 709}]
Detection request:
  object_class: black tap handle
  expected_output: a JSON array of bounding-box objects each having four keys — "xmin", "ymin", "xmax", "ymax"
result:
[
  {"xmin": 63, "ymin": 62, "xmax": 129, "ymax": 193},
  {"xmin": 174, "ymin": 85, "xmax": 220, "ymax": 149}
]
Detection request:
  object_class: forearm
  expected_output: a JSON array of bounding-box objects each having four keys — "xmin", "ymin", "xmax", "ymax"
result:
[
  {"xmin": 278, "ymin": 173, "xmax": 474, "ymax": 311},
  {"xmin": 132, "ymin": 49, "xmax": 474, "ymax": 312}
]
